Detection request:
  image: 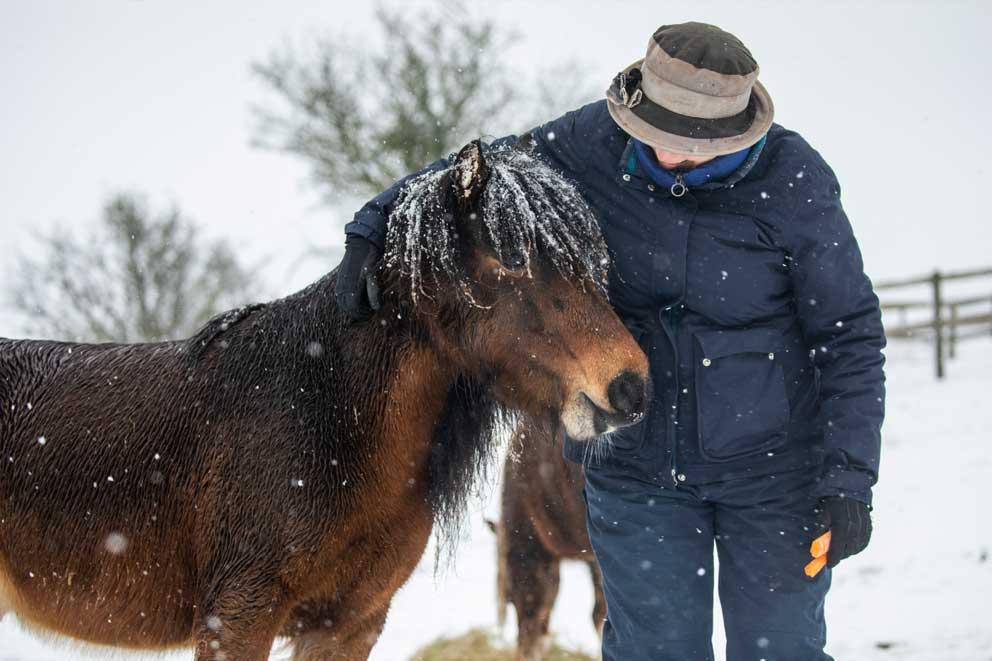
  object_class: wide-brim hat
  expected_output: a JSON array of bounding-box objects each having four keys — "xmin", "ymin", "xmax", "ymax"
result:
[{"xmin": 606, "ymin": 22, "xmax": 774, "ymax": 157}]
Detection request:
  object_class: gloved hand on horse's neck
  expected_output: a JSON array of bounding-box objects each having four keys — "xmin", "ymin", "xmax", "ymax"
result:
[
  {"xmin": 815, "ymin": 496, "xmax": 873, "ymax": 568},
  {"xmin": 335, "ymin": 233, "xmax": 382, "ymax": 321}
]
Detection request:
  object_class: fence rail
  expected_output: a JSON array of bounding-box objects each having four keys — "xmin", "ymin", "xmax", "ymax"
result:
[
  {"xmin": 875, "ymin": 266, "xmax": 992, "ymax": 290},
  {"xmin": 877, "ymin": 267, "xmax": 992, "ymax": 378}
]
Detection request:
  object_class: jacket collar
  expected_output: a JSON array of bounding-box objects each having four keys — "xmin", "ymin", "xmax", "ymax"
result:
[
  {"xmin": 617, "ymin": 135, "xmax": 766, "ymax": 194},
  {"xmin": 634, "ymin": 139, "xmax": 752, "ymax": 189}
]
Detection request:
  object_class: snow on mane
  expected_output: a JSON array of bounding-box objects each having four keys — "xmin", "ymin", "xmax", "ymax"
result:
[{"xmin": 384, "ymin": 146, "xmax": 609, "ymax": 305}]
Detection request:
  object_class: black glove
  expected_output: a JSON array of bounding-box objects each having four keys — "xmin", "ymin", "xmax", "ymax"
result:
[
  {"xmin": 335, "ymin": 233, "xmax": 382, "ymax": 321},
  {"xmin": 814, "ymin": 496, "xmax": 872, "ymax": 567}
]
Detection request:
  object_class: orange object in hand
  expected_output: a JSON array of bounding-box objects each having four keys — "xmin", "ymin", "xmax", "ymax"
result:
[
  {"xmin": 804, "ymin": 531, "xmax": 832, "ymax": 578},
  {"xmin": 804, "ymin": 554, "xmax": 827, "ymax": 577},
  {"xmin": 810, "ymin": 531, "xmax": 831, "ymax": 558}
]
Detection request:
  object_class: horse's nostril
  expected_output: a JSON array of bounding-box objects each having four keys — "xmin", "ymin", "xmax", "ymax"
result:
[{"xmin": 607, "ymin": 370, "xmax": 646, "ymax": 419}]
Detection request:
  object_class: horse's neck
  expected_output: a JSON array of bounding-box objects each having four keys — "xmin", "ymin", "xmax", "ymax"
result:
[
  {"xmin": 375, "ymin": 344, "xmax": 453, "ymax": 469},
  {"xmin": 307, "ymin": 304, "xmax": 455, "ymax": 473},
  {"xmin": 280, "ymin": 277, "xmax": 458, "ymax": 483}
]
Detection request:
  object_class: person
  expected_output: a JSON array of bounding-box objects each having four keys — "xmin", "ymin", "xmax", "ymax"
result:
[{"xmin": 335, "ymin": 21, "xmax": 885, "ymax": 661}]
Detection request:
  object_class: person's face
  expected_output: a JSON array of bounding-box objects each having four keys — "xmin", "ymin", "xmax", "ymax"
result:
[{"xmin": 652, "ymin": 146, "xmax": 715, "ymax": 171}]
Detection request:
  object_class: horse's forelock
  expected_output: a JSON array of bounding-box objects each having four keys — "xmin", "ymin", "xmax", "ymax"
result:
[
  {"xmin": 383, "ymin": 148, "xmax": 609, "ymax": 307},
  {"xmin": 482, "ymin": 150, "xmax": 609, "ymax": 291}
]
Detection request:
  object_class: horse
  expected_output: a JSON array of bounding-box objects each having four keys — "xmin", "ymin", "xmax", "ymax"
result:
[
  {"xmin": 493, "ymin": 417, "xmax": 605, "ymax": 661},
  {"xmin": 0, "ymin": 141, "xmax": 649, "ymax": 660}
]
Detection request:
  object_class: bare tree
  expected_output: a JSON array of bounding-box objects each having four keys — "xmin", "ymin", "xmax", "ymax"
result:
[
  {"xmin": 9, "ymin": 193, "xmax": 256, "ymax": 343},
  {"xmin": 251, "ymin": 2, "xmax": 595, "ymax": 205}
]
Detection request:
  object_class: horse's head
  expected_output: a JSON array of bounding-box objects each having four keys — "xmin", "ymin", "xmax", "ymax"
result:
[{"xmin": 382, "ymin": 140, "xmax": 650, "ymax": 442}]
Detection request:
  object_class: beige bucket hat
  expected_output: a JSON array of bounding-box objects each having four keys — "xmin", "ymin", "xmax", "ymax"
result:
[{"xmin": 606, "ymin": 22, "xmax": 774, "ymax": 157}]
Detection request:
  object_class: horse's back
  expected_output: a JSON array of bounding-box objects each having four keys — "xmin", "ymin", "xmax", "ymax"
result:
[
  {"xmin": 0, "ymin": 337, "xmax": 187, "ymax": 443},
  {"xmin": 0, "ymin": 335, "xmax": 199, "ymax": 516},
  {"xmin": 0, "ymin": 338, "xmax": 72, "ymax": 437}
]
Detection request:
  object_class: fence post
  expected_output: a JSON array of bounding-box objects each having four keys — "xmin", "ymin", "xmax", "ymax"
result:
[
  {"xmin": 949, "ymin": 303, "xmax": 958, "ymax": 359},
  {"xmin": 932, "ymin": 270, "xmax": 944, "ymax": 379}
]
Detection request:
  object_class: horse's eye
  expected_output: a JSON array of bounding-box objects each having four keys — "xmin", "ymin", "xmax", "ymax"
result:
[{"xmin": 503, "ymin": 251, "xmax": 527, "ymax": 271}]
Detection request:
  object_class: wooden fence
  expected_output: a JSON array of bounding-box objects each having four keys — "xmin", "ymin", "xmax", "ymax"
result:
[{"xmin": 876, "ymin": 266, "xmax": 992, "ymax": 378}]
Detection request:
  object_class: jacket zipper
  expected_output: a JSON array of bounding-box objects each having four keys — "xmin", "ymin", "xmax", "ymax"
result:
[{"xmin": 662, "ymin": 304, "xmax": 683, "ymax": 487}]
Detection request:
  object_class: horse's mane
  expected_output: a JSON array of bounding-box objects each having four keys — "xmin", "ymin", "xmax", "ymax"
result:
[
  {"xmin": 383, "ymin": 146, "xmax": 609, "ymax": 306},
  {"xmin": 383, "ymin": 145, "xmax": 609, "ymax": 560},
  {"xmin": 428, "ymin": 373, "xmax": 514, "ymax": 564}
]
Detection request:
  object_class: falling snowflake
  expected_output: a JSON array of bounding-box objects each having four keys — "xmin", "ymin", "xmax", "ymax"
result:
[{"xmin": 104, "ymin": 532, "xmax": 129, "ymax": 555}]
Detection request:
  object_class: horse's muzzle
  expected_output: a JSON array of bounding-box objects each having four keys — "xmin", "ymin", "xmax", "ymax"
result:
[
  {"xmin": 607, "ymin": 369, "xmax": 648, "ymax": 422},
  {"xmin": 563, "ymin": 371, "xmax": 650, "ymax": 441}
]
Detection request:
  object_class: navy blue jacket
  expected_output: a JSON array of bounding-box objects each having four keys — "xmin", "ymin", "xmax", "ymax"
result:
[{"xmin": 345, "ymin": 100, "xmax": 886, "ymax": 504}]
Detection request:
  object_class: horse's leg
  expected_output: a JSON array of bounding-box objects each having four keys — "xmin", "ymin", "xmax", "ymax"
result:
[
  {"xmin": 193, "ymin": 584, "xmax": 290, "ymax": 661},
  {"xmin": 290, "ymin": 607, "xmax": 388, "ymax": 661},
  {"xmin": 589, "ymin": 558, "xmax": 606, "ymax": 638},
  {"xmin": 508, "ymin": 531, "xmax": 560, "ymax": 661}
]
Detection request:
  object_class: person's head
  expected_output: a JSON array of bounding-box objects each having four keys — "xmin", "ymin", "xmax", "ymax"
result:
[{"xmin": 606, "ymin": 22, "xmax": 774, "ymax": 160}]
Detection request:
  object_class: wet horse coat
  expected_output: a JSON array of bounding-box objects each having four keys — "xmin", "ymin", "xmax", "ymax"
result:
[{"xmin": 0, "ymin": 143, "xmax": 648, "ymax": 660}]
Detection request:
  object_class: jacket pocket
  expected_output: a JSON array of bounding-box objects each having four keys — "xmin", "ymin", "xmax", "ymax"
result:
[{"xmin": 693, "ymin": 326, "xmax": 790, "ymax": 461}]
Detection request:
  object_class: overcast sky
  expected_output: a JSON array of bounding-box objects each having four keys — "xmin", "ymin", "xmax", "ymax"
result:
[{"xmin": 2, "ymin": 0, "xmax": 990, "ymax": 338}]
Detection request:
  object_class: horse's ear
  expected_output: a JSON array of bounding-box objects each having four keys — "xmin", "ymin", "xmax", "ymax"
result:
[
  {"xmin": 513, "ymin": 130, "xmax": 538, "ymax": 154},
  {"xmin": 451, "ymin": 140, "xmax": 489, "ymax": 210}
]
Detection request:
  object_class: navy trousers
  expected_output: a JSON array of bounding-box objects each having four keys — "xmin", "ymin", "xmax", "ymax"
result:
[{"xmin": 584, "ymin": 466, "xmax": 832, "ymax": 661}]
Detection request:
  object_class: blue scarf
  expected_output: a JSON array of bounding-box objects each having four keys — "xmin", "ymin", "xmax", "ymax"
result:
[{"xmin": 633, "ymin": 136, "xmax": 764, "ymax": 189}]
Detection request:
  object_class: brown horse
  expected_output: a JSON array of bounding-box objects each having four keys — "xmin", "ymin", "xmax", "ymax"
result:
[
  {"xmin": 0, "ymin": 142, "xmax": 648, "ymax": 660},
  {"xmin": 494, "ymin": 417, "xmax": 605, "ymax": 661}
]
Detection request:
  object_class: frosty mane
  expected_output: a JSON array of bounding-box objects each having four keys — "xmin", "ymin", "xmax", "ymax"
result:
[{"xmin": 383, "ymin": 146, "xmax": 609, "ymax": 305}]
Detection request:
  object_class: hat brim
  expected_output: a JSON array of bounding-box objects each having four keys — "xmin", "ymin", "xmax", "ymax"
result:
[{"xmin": 606, "ymin": 59, "xmax": 774, "ymax": 157}]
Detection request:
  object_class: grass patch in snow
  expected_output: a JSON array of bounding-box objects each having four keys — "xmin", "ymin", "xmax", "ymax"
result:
[{"xmin": 409, "ymin": 627, "xmax": 595, "ymax": 660}]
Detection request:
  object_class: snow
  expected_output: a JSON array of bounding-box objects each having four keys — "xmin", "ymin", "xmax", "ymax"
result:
[
  {"xmin": 384, "ymin": 148, "xmax": 608, "ymax": 306},
  {"xmin": 2, "ymin": 339, "xmax": 990, "ymax": 659},
  {"xmin": 103, "ymin": 533, "xmax": 128, "ymax": 555}
]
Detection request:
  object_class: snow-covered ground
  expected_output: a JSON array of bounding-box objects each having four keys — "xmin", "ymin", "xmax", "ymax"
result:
[{"xmin": 3, "ymin": 338, "xmax": 991, "ymax": 660}]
